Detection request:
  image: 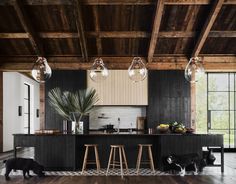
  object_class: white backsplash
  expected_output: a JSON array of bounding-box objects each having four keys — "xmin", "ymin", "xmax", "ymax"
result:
[{"xmin": 89, "ymin": 106, "xmax": 146, "ymax": 129}]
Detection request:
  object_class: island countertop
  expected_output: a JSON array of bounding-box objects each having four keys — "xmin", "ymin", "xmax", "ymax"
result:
[{"xmin": 13, "ymin": 132, "xmax": 223, "ymax": 136}]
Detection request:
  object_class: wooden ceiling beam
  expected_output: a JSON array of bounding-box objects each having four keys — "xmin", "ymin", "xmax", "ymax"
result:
[
  {"xmin": 165, "ymin": 0, "xmax": 236, "ymax": 5},
  {"xmin": 1, "ymin": 31, "xmax": 236, "ymax": 39},
  {"xmin": 92, "ymin": 6, "xmax": 102, "ymax": 55},
  {"xmin": 1, "ymin": 58, "xmax": 235, "ymax": 71},
  {"xmin": 1, "ymin": 0, "xmax": 236, "ymax": 5},
  {"xmin": 148, "ymin": 0, "xmax": 165, "ymax": 63},
  {"xmin": 73, "ymin": 0, "xmax": 88, "ymax": 62},
  {"xmin": 191, "ymin": 0, "xmax": 224, "ymax": 57},
  {"xmin": 13, "ymin": 0, "xmax": 44, "ymax": 56},
  {"xmin": 1, "ymin": 56, "xmax": 235, "ymax": 63}
]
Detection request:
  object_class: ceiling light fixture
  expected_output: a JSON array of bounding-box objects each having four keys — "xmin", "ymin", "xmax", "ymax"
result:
[
  {"xmin": 31, "ymin": 57, "xmax": 52, "ymax": 83},
  {"xmin": 89, "ymin": 58, "xmax": 109, "ymax": 82},
  {"xmin": 128, "ymin": 57, "xmax": 147, "ymax": 82},
  {"xmin": 184, "ymin": 57, "xmax": 205, "ymax": 83}
]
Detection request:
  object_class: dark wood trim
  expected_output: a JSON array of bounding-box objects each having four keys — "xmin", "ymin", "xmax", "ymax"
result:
[
  {"xmin": 191, "ymin": 0, "xmax": 224, "ymax": 57},
  {"xmin": 0, "ymin": 72, "xmax": 3, "ymax": 152},
  {"xmin": 40, "ymin": 83, "xmax": 45, "ymax": 130},
  {"xmin": 13, "ymin": 0, "xmax": 44, "ymax": 56},
  {"xmin": 148, "ymin": 0, "xmax": 164, "ymax": 63},
  {"xmin": 74, "ymin": 0, "xmax": 88, "ymax": 62}
]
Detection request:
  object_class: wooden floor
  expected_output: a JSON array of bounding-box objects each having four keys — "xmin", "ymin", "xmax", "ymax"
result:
[
  {"xmin": 0, "ymin": 175, "xmax": 236, "ymax": 184},
  {"xmin": 0, "ymin": 148, "xmax": 236, "ymax": 184}
]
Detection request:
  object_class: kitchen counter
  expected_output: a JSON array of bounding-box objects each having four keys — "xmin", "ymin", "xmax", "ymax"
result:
[{"xmin": 14, "ymin": 133, "xmax": 224, "ymax": 172}]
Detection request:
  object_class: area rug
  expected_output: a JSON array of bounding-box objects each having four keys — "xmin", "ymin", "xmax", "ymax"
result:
[{"xmin": 0, "ymin": 168, "xmax": 202, "ymax": 176}]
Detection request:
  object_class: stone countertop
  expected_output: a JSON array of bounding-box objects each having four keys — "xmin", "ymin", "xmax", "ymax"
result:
[{"xmin": 13, "ymin": 131, "xmax": 223, "ymax": 136}]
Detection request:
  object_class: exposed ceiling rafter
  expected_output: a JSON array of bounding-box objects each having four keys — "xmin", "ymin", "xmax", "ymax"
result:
[
  {"xmin": 191, "ymin": 0, "xmax": 224, "ymax": 57},
  {"xmin": 148, "ymin": 0, "xmax": 164, "ymax": 63},
  {"xmin": 73, "ymin": 0, "xmax": 88, "ymax": 62},
  {"xmin": 13, "ymin": 0, "xmax": 44, "ymax": 56}
]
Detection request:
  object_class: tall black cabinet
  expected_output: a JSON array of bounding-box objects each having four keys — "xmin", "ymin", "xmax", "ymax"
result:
[{"xmin": 147, "ymin": 70, "xmax": 191, "ymax": 128}]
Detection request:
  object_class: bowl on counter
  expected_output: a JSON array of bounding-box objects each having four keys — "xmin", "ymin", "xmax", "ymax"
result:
[{"xmin": 156, "ymin": 124, "xmax": 169, "ymax": 133}]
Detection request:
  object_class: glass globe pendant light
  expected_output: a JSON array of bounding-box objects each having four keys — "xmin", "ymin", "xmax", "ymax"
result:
[
  {"xmin": 89, "ymin": 58, "xmax": 109, "ymax": 82},
  {"xmin": 184, "ymin": 57, "xmax": 205, "ymax": 83},
  {"xmin": 128, "ymin": 57, "xmax": 147, "ymax": 82},
  {"xmin": 31, "ymin": 57, "xmax": 52, "ymax": 83}
]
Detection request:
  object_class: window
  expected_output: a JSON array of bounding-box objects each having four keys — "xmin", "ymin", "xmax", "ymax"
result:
[
  {"xmin": 23, "ymin": 83, "xmax": 30, "ymax": 134},
  {"xmin": 196, "ymin": 73, "xmax": 236, "ymax": 149}
]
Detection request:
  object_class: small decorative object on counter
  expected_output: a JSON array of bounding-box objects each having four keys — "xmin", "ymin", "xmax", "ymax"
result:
[{"xmin": 117, "ymin": 118, "xmax": 120, "ymax": 133}]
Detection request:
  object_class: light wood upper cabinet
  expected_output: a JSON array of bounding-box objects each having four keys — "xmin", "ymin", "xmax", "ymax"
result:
[{"xmin": 87, "ymin": 70, "xmax": 148, "ymax": 105}]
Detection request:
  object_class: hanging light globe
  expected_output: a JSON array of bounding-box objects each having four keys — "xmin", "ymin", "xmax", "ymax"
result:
[
  {"xmin": 184, "ymin": 57, "xmax": 205, "ymax": 83},
  {"xmin": 89, "ymin": 58, "xmax": 109, "ymax": 82},
  {"xmin": 31, "ymin": 57, "xmax": 52, "ymax": 83},
  {"xmin": 128, "ymin": 57, "xmax": 147, "ymax": 82}
]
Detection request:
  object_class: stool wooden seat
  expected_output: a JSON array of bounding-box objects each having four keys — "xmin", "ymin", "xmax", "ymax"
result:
[
  {"xmin": 81, "ymin": 144, "xmax": 100, "ymax": 174},
  {"xmin": 106, "ymin": 145, "xmax": 128, "ymax": 178},
  {"xmin": 136, "ymin": 144, "xmax": 155, "ymax": 174}
]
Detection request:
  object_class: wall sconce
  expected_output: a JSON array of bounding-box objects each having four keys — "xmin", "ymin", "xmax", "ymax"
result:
[
  {"xmin": 18, "ymin": 106, "xmax": 22, "ymax": 116},
  {"xmin": 36, "ymin": 109, "xmax": 39, "ymax": 118}
]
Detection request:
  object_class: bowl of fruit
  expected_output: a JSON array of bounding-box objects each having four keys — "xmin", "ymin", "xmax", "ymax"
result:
[
  {"xmin": 157, "ymin": 124, "xmax": 169, "ymax": 133},
  {"xmin": 169, "ymin": 122, "xmax": 186, "ymax": 134}
]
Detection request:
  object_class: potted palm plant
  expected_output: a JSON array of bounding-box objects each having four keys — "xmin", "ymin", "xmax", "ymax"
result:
[{"xmin": 48, "ymin": 88, "xmax": 99, "ymax": 133}]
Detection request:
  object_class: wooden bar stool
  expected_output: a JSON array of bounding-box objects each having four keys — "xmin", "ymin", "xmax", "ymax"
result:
[
  {"xmin": 106, "ymin": 145, "xmax": 128, "ymax": 178},
  {"xmin": 136, "ymin": 144, "xmax": 155, "ymax": 174},
  {"xmin": 81, "ymin": 144, "xmax": 100, "ymax": 174}
]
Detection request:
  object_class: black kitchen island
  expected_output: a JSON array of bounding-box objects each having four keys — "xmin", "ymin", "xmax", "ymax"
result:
[{"xmin": 13, "ymin": 133, "xmax": 224, "ymax": 172}]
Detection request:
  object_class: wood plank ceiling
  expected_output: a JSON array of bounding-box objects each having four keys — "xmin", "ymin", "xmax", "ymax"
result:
[{"xmin": 0, "ymin": 0, "xmax": 235, "ymax": 71}]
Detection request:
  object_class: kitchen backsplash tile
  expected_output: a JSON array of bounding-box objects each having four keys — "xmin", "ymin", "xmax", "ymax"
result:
[{"xmin": 89, "ymin": 106, "xmax": 146, "ymax": 129}]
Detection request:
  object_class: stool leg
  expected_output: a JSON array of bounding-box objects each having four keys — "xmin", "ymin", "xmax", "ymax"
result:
[
  {"xmin": 136, "ymin": 145, "xmax": 142, "ymax": 174},
  {"xmin": 121, "ymin": 147, "xmax": 128, "ymax": 173},
  {"xmin": 119, "ymin": 147, "xmax": 124, "ymax": 178},
  {"xmin": 106, "ymin": 147, "xmax": 113, "ymax": 176},
  {"xmin": 148, "ymin": 146, "xmax": 155, "ymax": 173},
  {"xmin": 113, "ymin": 147, "xmax": 116, "ymax": 169},
  {"xmin": 94, "ymin": 146, "xmax": 100, "ymax": 172},
  {"xmin": 82, "ymin": 146, "xmax": 89, "ymax": 174}
]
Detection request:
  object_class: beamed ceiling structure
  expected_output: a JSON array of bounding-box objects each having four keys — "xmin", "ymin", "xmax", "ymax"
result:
[{"xmin": 0, "ymin": 0, "xmax": 235, "ymax": 71}]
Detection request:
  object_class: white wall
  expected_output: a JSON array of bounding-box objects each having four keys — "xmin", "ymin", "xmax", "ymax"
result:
[
  {"xmin": 3, "ymin": 72, "xmax": 39, "ymax": 152},
  {"xmin": 89, "ymin": 106, "xmax": 146, "ymax": 129}
]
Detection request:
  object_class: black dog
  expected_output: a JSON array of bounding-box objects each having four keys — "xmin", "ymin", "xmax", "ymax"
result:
[
  {"xmin": 3, "ymin": 158, "xmax": 45, "ymax": 180},
  {"xmin": 166, "ymin": 153, "xmax": 206, "ymax": 176}
]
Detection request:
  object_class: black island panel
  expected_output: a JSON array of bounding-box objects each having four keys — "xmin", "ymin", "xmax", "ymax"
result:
[{"xmin": 14, "ymin": 133, "xmax": 223, "ymax": 172}]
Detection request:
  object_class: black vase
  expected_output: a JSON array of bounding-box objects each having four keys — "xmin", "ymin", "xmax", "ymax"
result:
[{"xmin": 207, "ymin": 149, "xmax": 216, "ymax": 165}]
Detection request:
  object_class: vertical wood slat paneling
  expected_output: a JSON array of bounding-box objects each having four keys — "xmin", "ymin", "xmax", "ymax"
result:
[
  {"xmin": 0, "ymin": 72, "xmax": 3, "ymax": 152},
  {"xmin": 147, "ymin": 71, "xmax": 191, "ymax": 128},
  {"xmin": 87, "ymin": 70, "xmax": 148, "ymax": 105}
]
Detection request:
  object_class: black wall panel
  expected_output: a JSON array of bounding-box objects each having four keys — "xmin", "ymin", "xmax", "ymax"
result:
[
  {"xmin": 147, "ymin": 70, "xmax": 191, "ymax": 128},
  {"xmin": 45, "ymin": 70, "xmax": 87, "ymax": 130}
]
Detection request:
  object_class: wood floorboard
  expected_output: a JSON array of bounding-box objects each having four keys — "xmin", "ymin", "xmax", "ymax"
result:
[
  {"xmin": 0, "ymin": 175, "xmax": 236, "ymax": 184},
  {"xmin": 0, "ymin": 148, "xmax": 236, "ymax": 183}
]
